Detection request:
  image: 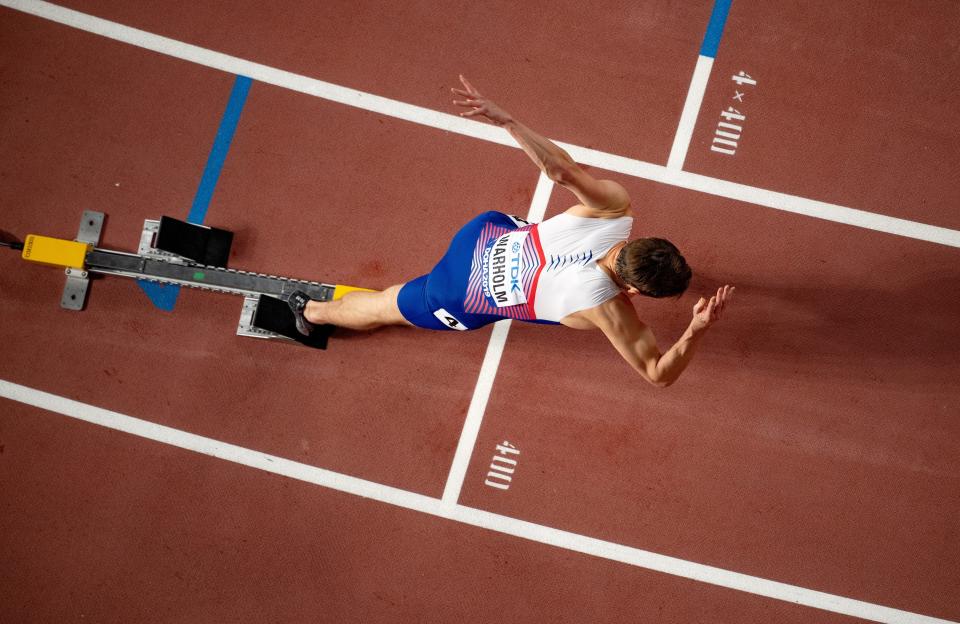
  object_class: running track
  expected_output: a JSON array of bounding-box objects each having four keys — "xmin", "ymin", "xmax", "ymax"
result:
[{"xmin": 1, "ymin": 1, "xmax": 958, "ymax": 622}]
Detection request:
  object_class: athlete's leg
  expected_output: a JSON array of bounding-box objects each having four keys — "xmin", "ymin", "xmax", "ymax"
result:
[
  {"xmin": 299, "ymin": 212, "xmax": 517, "ymax": 333},
  {"xmin": 303, "ymin": 284, "xmax": 413, "ymax": 331}
]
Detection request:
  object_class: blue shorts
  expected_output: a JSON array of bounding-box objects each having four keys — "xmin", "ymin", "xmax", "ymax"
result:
[{"xmin": 397, "ymin": 211, "xmax": 556, "ymax": 331}]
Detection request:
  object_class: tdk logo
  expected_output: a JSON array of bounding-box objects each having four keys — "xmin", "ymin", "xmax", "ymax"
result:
[{"xmin": 510, "ymin": 253, "xmax": 522, "ymax": 292}]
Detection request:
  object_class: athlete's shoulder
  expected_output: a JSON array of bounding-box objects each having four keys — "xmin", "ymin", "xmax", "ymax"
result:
[{"xmin": 563, "ymin": 292, "xmax": 637, "ymax": 330}]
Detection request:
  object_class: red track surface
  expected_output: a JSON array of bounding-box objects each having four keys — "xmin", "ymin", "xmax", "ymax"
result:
[{"xmin": 1, "ymin": 2, "xmax": 958, "ymax": 623}]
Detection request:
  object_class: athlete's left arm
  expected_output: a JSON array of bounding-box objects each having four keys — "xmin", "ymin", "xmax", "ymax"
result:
[{"xmin": 589, "ymin": 287, "xmax": 733, "ymax": 387}]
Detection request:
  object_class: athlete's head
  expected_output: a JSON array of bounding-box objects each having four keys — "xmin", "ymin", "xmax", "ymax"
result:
[{"xmin": 615, "ymin": 238, "xmax": 691, "ymax": 298}]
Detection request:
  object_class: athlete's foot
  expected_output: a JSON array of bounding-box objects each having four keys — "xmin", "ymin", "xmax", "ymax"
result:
[
  {"xmin": 302, "ymin": 299, "xmax": 328, "ymax": 325},
  {"xmin": 286, "ymin": 290, "xmax": 315, "ymax": 336}
]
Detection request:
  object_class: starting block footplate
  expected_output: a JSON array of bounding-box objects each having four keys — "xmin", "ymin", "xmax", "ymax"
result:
[{"xmin": 247, "ymin": 294, "xmax": 332, "ymax": 349}]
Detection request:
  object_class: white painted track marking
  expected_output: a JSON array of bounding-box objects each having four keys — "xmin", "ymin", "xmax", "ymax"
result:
[
  {"xmin": 441, "ymin": 319, "xmax": 512, "ymax": 505},
  {"xmin": 3, "ymin": 0, "xmax": 960, "ymax": 248},
  {"xmin": 442, "ymin": 172, "xmax": 553, "ymax": 507},
  {"xmin": 667, "ymin": 54, "xmax": 714, "ymax": 170},
  {"xmin": 1, "ymin": 380, "xmax": 955, "ymax": 624}
]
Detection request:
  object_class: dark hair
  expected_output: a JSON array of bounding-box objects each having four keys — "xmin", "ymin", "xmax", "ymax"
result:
[{"xmin": 614, "ymin": 238, "xmax": 691, "ymax": 298}]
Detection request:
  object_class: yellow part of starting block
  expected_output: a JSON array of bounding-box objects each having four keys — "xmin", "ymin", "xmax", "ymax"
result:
[
  {"xmin": 333, "ymin": 284, "xmax": 376, "ymax": 300},
  {"xmin": 21, "ymin": 235, "xmax": 91, "ymax": 270}
]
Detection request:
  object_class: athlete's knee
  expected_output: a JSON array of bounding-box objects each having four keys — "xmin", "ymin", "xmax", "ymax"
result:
[
  {"xmin": 382, "ymin": 283, "xmax": 413, "ymax": 325},
  {"xmin": 382, "ymin": 283, "xmax": 405, "ymax": 298}
]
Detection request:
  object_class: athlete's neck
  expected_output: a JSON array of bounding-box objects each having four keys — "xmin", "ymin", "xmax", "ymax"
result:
[{"xmin": 599, "ymin": 241, "xmax": 628, "ymax": 288}]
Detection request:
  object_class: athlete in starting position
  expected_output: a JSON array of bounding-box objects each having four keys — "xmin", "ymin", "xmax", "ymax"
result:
[{"xmin": 288, "ymin": 76, "xmax": 734, "ymax": 387}]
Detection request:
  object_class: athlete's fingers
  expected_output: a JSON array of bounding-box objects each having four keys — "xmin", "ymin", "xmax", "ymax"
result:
[
  {"xmin": 452, "ymin": 99, "xmax": 474, "ymax": 107},
  {"xmin": 451, "ymin": 87, "xmax": 473, "ymax": 98},
  {"xmin": 459, "ymin": 74, "xmax": 479, "ymax": 94},
  {"xmin": 694, "ymin": 296, "xmax": 707, "ymax": 314},
  {"xmin": 460, "ymin": 108, "xmax": 484, "ymax": 118},
  {"xmin": 705, "ymin": 296, "xmax": 716, "ymax": 320}
]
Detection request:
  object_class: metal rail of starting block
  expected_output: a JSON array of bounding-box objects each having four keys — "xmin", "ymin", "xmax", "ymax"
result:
[{"xmin": 14, "ymin": 210, "xmax": 369, "ymax": 349}]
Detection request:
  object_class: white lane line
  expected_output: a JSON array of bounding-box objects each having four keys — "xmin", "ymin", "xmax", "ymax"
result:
[
  {"xmin": 666, "ymin": 167, "xmax": 960, "ymax": 248},
  {"xmin": 0, "ymin": 380, "xmax": 443, "ymax": 514},
  {"xmin": 4, "ymin": 0, "xmax": 960, "ymax": 249},
  {"xmin": 551, "ymin": 142, "xmax": 960, "ymax": 247},
  {"xmin": 525, "ymin": 171, "xmax": 555, "ymax": 224},
  {"xmin": 1, "ymin": 0, "xmax": 515, "ymax": 147},
  {"xmin": 1, "ymin": 378, "xmax": 955, "ymax": 624},
  {"xmin": 441, "ymin": 319, "xmax": 512, "ymax": 505},
  {"xmin": 442, "ymin": 172, "xmax": 553, "ymax": 506},
  {"xmin": 667, "ymin": 54, "xmax": 714, "ymax": 170}
]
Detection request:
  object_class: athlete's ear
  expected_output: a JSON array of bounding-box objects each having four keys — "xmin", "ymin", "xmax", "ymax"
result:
[{"xmin": 625, "ymin": 285, "xmax": 640, "ymax": 296}]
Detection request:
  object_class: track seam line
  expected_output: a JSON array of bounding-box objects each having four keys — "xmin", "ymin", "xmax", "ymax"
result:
[
  {"xmin": 1, "ymin": 379, "xmax": 954, "ymax": 624},
  {"xmin": 3, "ymin": 0, "xmax": 960, "ymax": 248},
  {"xmin": 441, "ymin": 172, "xmax": 553, "ymax": 507}
]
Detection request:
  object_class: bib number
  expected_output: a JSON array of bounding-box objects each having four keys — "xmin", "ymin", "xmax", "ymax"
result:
[{"xmin": 433, "ymin": 308, "xmax": 468, "ymax": 330}]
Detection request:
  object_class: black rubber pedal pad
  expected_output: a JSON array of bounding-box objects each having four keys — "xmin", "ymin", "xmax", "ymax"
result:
[
  {"xmin": 252, "ymin": 294, "xmax": 332, "ymax": 349},
  {"xmin": 156, "ymin": 216, "xmax": 233, "ymax": 267}
]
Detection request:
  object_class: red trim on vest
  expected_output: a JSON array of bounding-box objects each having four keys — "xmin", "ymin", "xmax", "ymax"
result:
[{"xmin": 525, "ymin": 225, "xmax": 547, "ymax": 318}]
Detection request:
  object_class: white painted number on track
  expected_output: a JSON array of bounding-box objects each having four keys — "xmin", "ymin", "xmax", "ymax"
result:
[
  {"xmin": 712, "ymin": 71, "xmax": 756, "ymax": 156},
  {"xmin": 484, "ymin": 441, "xmax": 520, "ymax": 490}
]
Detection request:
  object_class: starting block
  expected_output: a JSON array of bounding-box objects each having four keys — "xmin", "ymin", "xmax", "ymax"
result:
[{"xmin": 12, "ymin": 210, "xmax": 373, "ymax": 349}]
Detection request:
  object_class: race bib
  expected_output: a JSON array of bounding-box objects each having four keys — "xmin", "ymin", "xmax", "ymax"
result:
[
  {"xmin": 482, "ymin": 230, "xmax": 528, "ymax": 307},
  {"xmin": 433, "ymin": 308, "xmax": 468, "ymax": 330}
]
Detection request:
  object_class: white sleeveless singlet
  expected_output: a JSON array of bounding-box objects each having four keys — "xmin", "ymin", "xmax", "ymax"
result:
[
  {"xmin": 463, "ymin": 212, "xmax": 633, "ymax": 323},
  {"xmin": 532, "ymin": 213, "xmax": 633, "ymax": 321}
]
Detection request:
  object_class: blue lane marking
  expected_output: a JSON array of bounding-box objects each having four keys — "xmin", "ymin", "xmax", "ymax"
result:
[
  {"xmin": 137, "ymin": 280, "xmax": 181, "ymax": 311},
  {"xmin": 186, "ymin": 75, "xmax": 252, "ymax": 225},
  {"xmin": 139, "ymin": 75, "xmax": 252, "ymax": 311},
  {"xmin": 699, "ymin": 0, "xmax": 733, "ymax": 58}
]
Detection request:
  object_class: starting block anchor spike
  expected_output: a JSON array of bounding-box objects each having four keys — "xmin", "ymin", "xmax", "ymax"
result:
[
  {"xmin": 57, "ymin": 210, "xmax": 103, "ymax": 310},
  {"xmin": 76, "ymin": 210, "xmax": 104, "ymax": 245},
  {"xmin": 62, "ymin": 267, "xmax": 90, "ymax": 310}
]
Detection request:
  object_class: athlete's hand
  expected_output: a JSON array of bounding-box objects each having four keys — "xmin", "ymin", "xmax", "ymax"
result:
[
  {"xmin": 452, "ymin": 75, "xmax": 514, "ymax": 126},
  {"xmin": 690, "ymin": 285, "xmax": 734, "ymax": 333}
]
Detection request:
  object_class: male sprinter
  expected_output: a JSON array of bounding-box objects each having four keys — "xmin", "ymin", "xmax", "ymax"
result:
[{"xmin": 289, "ymin": 76, "xmax": 734, "ymax": 387}]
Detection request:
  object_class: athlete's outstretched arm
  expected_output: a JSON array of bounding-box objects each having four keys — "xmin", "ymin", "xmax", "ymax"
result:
[
  {"xmin": 452, "ymin": 75, "xmax": 629, "ymax": 218},
  {"xmin": 589, "ymin": 286, "xmax": 734, "ymax": 387}
]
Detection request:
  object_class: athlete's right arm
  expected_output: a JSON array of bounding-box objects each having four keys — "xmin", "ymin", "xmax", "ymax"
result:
[{"xmin": 452, "ymin": 75, "xmax": 630, "ymax": 219}]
